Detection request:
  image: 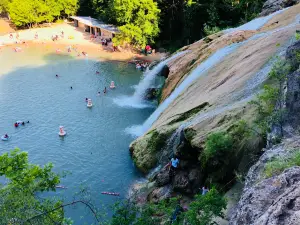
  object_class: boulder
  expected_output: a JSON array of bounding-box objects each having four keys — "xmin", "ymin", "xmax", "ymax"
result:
[
  {"xmin": 145, "ymin": 88, "xmax": 159, "ymax": 100},
  {"xmin": 156, "ymin": 167, "xmax": 171, "ymax": 187},
  {"xmin": 286, "ymin": 70, "xmax": 300, "ymax": 128},
  {"xmin": 188, "ymin": 168, "xmax": 203, "ymax": 193},
  {"xmin": 230, "ymin": 167, "xmax": 300, "ymax": 225},
  {"xmin": 260, "ymin": 0, "xmax": 299, "ymax": 16},
  {"xmin": 172, "ymin": 171, "xmax": 191, "ymax": 193},
  {"xmin": 148, "ymin": 185, "xmax": 172, "ymax": 203},
  {"xmin": 286, "ymin": 40, "xmax": 300, "ymax": 71},
  {"xmin": 160, "ymin": 65, "xmax": 170, "ymax": 78}
]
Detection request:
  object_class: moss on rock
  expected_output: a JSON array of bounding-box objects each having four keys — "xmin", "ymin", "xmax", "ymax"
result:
[{"xmin": 130, "ymin": 128, "xmax": 175, "ymax": 173}]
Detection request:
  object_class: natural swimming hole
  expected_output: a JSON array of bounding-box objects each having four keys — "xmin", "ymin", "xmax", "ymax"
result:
[{"xmin": 0, "ymin": 44, "xmax": 154, "ymax": 223}]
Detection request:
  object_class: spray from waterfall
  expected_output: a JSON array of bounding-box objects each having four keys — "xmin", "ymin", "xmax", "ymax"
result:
[{"xmin": 113, "ymin": 51, "xmax": 187, "ymax": 108}]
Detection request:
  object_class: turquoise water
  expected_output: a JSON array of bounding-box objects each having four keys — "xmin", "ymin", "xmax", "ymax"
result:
[{"xmin": 0, "ymin": 45, "xmax": 153, "ymax": 223}]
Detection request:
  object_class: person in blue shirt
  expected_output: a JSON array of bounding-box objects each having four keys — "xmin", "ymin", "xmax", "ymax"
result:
[
  {"xmin": 169, "ymin": 156, "xmax": 179, "ymax": 177},
  {"xmin": 201, "ymin": 186, "xmax": 209, "ymax": 195}
]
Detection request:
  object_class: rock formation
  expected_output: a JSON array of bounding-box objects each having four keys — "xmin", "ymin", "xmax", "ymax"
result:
[
  {"xmin": 260, "ymin": 0, "xmax": 300, "ymax": 16},
  {"xmin": 129, "ymin": 3, "xmax": 300, "ymax": 215},
  {"xmin": 230, "ymin": 138, "xmax": 300, "ymax": 225}
]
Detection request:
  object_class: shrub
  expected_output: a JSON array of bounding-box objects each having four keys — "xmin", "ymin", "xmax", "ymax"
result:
[
  {"xmin": 185, "ymin": 187, "xmax": 227, "ymax": 225},
  {"xmin": 203, "ymin": 24, "xmax": 221, "ymax": 36},
  {"xmin": 202, "ymin": 132, "xmax": 233, "ymax": 164},
  {"xmin": 264, "ymin": 150, "xmax": 300, "ymax": 178}
]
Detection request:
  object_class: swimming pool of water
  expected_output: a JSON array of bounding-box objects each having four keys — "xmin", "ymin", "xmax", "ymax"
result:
[{"xmin": 0, "ymin": 44, "xmax": 154, "ymax": 223}]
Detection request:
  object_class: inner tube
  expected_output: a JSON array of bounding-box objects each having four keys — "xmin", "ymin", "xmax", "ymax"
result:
[{"xmin": 1, "ymin": 136, "xmax": 9, "ymax": 141}]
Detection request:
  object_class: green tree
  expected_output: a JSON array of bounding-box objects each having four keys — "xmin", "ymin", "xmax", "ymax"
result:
[
  {"xmin": 185, "ymin": 188, "xmax": 226, "ymax": 225},
  {"xmin": 111, "ymin": 0, "xmax": 160, "ymax": 47},
  {"xmin": 0, "ymin": 148, "xmax": 63, "ymax": 224}
]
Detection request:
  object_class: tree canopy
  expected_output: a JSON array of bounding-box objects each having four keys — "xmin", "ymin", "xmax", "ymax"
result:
[
  {"xmin": 5, "ymin": 0, "xmax": 78, "ymax": 27},
  {"xmin": 111, "ymin": 0, "xmax": 160, "ymax": 47},
  {"xmin": 0, "ymin": 148, "xmax": 63, "ymax": 224}
]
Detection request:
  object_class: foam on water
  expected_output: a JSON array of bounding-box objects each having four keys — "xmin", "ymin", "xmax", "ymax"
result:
[{"xmin": 113, "ymin": 51, "xmax": 187, "ymax": 108}]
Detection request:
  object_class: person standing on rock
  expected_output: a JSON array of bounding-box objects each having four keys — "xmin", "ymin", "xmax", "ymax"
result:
[{"xmin": 169, "ymin": 156, "xmax": 179, "ymax": 177}]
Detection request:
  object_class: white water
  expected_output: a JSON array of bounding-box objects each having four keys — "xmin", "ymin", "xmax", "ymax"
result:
[
  {"xmin": 126, "ymin": 42, "xmax": 243, "ymax": 136},
  {"xmin": 225, "ymin": 8, "xmax": 288, "ymax": 33},
  {"xmin": 113, "ymin": 51, "xmax": 187, "ymax": 108}
]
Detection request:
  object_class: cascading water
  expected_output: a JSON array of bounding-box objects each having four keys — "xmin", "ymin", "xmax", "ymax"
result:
[
  {"xmin": 113, "ymin": 51, "xmax": 187, "ymax": 108},
  {"xmin": 126, "ymin": 42, "xmax": 244, "ymax": 136},
  {"xmin": 165, "ymin": 31, "xmax": 299, "ymax": 153},
  {"xmin": 225, "ymin": 8, "xmax": 288, "ymax": 33},
  {"xmin": 126, "ymin": 9, "xmax": 299, "ymax": 137}
]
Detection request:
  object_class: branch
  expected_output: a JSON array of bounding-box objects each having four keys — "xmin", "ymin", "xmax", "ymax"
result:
[{"xmin": 23, "ymin": 200, "xmax": 100, "ymax": 224}]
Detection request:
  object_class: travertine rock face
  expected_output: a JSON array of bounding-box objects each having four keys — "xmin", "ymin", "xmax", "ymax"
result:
[{"xmin": 230, "ymin": 137, "xmax": 300, "ymax": 225}]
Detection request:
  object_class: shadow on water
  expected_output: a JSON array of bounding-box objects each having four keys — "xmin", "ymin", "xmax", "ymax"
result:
[{"xmin": 0, "ymin": 50, "xmax": 153, "ymax": 224}]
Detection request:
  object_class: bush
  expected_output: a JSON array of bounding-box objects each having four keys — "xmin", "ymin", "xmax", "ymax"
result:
[
  {"xmin": 264, "ymin": 150, "xmax": 300, "ymax": 178},
  {"xmin": 202, "ymin": 132, "xmax": 233, "ymax": 164},
  {"xmin": 185, "ymin": 187, "xmax": 227, "ymax": 225},
  {"xmin": 203, "ymin": 24, "xmax": 221, "ymax": 36}
]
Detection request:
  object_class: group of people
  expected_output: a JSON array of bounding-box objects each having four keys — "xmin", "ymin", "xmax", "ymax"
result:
[
  {"xmin": 14, "ymin": 121, "xmax": 30, "ymax": 128},
  {"xmin": 135, "ymin": 61, "xmax": 149, "ymax": 71}
]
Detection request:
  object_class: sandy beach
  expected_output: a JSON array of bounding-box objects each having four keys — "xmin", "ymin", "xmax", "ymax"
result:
[{"xmin": 0, "ymin": 21, "xmax": 164, "ymax": 62}]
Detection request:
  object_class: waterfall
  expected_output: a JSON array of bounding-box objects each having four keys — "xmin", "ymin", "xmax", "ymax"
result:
[
  {"xmin": 113, "ymin": 51, "xmax": 187, "ymax": 108},
  {"xmin": 126, "ymin": 42, "xmax": 243, "ymax": 136}
]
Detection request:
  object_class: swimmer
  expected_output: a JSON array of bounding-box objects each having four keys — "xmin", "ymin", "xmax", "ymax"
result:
[
  {"xmin": 96, "ymin": 71, "xmax": 100, "ymax": 74},
  {"xmin": 110, "ymin": 81, "xmax": 116, "ymax": 89},
  {"xmin": 14, "ymin": 122, "xmax": 18, "ymax": 128},
  {"xmin": 97, "ymin": 91, "xmax": 101, "ymax": 96},
  {"xmin": 27, "ymin": 121, "xmax": 30, "ymax": 123},
  {"xmin": 56, "ymin": 74, "xmax": 59, "ymax": 78},
  {"xmin": 85, "ymin": 98, "xmax": 88, "ymax": 102},
  {"xmin": 21, "ymin": 122, "xmax": 25, "ymax": 126},
  {"xmin": 103, "ymin": 87, "xmax": 107, "ymax": 94},
  {"xmin": 4, "ymin": 134, "xmax": 8, "ymax": 138},
  {"xmin": 70, "ymin": 86, "xmax": 73, "ymax": 90}
]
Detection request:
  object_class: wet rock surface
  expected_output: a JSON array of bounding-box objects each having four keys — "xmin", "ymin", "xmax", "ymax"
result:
[{"xmin": 145, "ymin": 88, "xmax": 159, "ymax": 100}]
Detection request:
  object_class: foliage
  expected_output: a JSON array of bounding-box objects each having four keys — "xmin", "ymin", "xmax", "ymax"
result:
[
  {"xmin": 0, "ymin": 148, "xmax": 63, "ymax": 224},
  {"xmin": 0, "ymin": 0, "xmax": 11, "ymax": 13},
  {"xmin": 110, "ymin": 197, "xmax": 181, "ymax": 225},
  {"xmin": 295, "ymin": 32, "xmax": 300, "ymax": 41},
  {"xmin": 202, "ymin": 131, "xmax": 233, "ymax": 164},
  {"xmin": 264, "ymin": 150, "xmax": 300, "ymax": 178},
  {"xmin": 7, "ymin": 0, "xmax": 78, "ymax": 27},
  {"xmin": 185, "ymin": 187, "xmax": 227, "ymax": 225},
  {"xmin": 203, "ymin": 24, "xmax": 221, "ymax": 36},
  {"xmin": 251, "ymin": 58, "xmax": 290, "ymax": 138},
  {"xmin": 111, "ymin": 0, "xmax": 160, "ymax": 47}
]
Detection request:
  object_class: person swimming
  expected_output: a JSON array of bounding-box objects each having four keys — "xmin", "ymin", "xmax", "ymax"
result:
[
  {"xmin": 97, "ymin": 92, "xmax": 101, "ymax": 96},
  {"xmin": 110, "ymin": 81, "xmax": 116, "ymax": 89},
  {"xmin": 14, "ymin": 122, "xmax": 18, "ymax": 128},
  {"xmin": 96, "ymin": 71, "xmax": 100, "ymax": 74},
  {"xmin": 27, "ymin": 121, "xmax": 30, "ymax": 123},
  {"xmin": 4, "ymin": 134, "xmax": 8, "ymax": 138},
  {"xmin": 21, "ymin": 122, "xmax": 25, "ymax": 126},
  {"xmin": 103, "ymin": 87, "xmax": 107, "ymax": 94},
  {"xmin": 70, "ymin": 86, "xmax": 73, "ymax": 90},
  {"xmin": 56, "ymin": 74, "xmax": 59, "ymax": 78},
  {"xmin": 85, "ymin": 98, "xmax": 88, "ymax": 102}
]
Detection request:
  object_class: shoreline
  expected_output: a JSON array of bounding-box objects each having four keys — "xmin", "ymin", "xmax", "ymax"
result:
[{"xmin": 0, "ymin": 22, "xmax": 165, "ymax": 63}]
